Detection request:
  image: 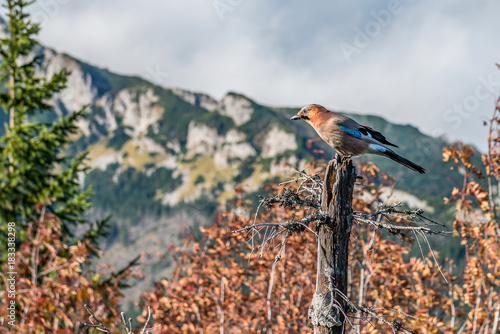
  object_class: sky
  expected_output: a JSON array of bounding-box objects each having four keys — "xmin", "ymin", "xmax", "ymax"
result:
[{"xmin": 22, "ymin": 0, "xmax": 500, "ymax": 151}]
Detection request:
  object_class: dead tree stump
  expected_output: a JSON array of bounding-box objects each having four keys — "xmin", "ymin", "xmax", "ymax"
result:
[{"xmin": 309, "ymin": 155, "xmax": 356, "ymax": 334}]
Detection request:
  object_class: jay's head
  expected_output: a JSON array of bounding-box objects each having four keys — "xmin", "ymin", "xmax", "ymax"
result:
[{"xmin": 290, "ymin": 104, "xmax": 328, "ymax": 123}]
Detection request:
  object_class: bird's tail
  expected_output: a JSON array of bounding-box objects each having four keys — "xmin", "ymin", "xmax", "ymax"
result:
[{"xmin": 368, "ymin": 144, "xmax": 426, "ymax": 174}]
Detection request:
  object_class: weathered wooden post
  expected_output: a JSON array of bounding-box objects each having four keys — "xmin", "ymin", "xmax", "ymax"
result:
[{"xmin": 309, "ymin": 155, "xmax": 356, "ymax": 334}]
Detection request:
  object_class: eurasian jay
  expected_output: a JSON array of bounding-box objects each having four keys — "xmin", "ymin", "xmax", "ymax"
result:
[{"xmin": 291, "ymin": 104, "xmax": 425, "ymax": 174}]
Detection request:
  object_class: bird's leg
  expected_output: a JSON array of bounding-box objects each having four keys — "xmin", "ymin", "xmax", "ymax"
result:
[
  {"xmin": 338, "ymin": 154, "xmax": 353, "ymax": 161},
  {"xmin": 333, "ymin": 153, "xmax": 342, "ymax": 166}
]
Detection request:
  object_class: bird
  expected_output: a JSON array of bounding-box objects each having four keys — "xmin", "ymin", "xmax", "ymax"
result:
[{"xmin": 291, "ymin": 104, "xmax": 425, "ymax": 174}]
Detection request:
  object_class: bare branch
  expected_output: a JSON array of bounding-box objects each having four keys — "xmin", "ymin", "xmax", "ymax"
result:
[
  {"xmin": 355, "ymin": 305, "xmax": 417, "ymax": 334},
  {"xmin": 355, "ymin": 216, "xmax": 447, "ymax": 235},
  {"xmin": 84, "ymin": 304, "xmax": 112, "ymax": 334},
  {"xmin": 84, "ymin": 305, "xmax": 158, "ymax": 334},
  {"xmin": 140, "ymin": 306, "xmax": 157, "ymax": 334},
  {"xmin": 232, "ymin": 223, "xmax": 286, "ymax": 234},
  {"xmin": 259, "ymin": 187, "xmax": 320, "ymax": 210},
  {"xmin": 354, "ymin": 202, "xmax": 449, "ymax": 237},
  {"xmin": 232, "ymin": 211, "xmax": 326, "ymax": 260}
]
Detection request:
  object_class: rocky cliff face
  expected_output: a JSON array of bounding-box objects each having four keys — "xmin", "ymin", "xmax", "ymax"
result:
[
  {"xmin": 30, "ymin": 45, "xmax": 456, "ymax": 220},
  {"xmin": 38, "ymin": 52, "xmax": 306, "ymax": 208}
]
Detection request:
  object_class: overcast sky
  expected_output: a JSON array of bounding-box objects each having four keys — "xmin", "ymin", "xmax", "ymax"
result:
[{"xmin": 22, "ymin": 0, "xmax": 500, "ymax": 150}]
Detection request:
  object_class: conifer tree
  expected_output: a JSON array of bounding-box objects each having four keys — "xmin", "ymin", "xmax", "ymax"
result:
[
  {"xmin": 0, "ymin": 0, "xmax": 92, "ymax": 232},
  {"xmin": 0, "ymin": 2, "xmax": 135, "ymax": 332}
]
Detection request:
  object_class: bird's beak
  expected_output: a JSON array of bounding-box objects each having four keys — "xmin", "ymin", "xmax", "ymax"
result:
[{"xmin": 290, "ymin": 115, "xmax": 301, "ymax": 120}]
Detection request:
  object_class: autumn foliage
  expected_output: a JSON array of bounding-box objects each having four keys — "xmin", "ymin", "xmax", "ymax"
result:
[
  {"xmin": 139, "ymin": 162, "xmax": 451, "ymax": 333},
  {"xmin": 441, "ymin": 105, "xmax": 500, "ymax": 333},
  {"xmin": 139, "ymin": 105, "xmax": 500, "ymax": 333},
  {"xmin": 140, "ymin": 205, "xmax": 316, "ymax": 333},
  {"xmin": 0, "ymin": 210, "xmax": 135, "ymax": 333}
]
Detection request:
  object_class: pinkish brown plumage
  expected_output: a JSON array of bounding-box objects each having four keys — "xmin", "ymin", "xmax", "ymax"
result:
[{"xmin": 291, "ymin": 104, "xmax": 425, "ymax": 173}]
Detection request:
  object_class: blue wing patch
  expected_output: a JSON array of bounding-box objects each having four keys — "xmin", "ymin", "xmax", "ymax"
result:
[{"xmin": 339, "ymin": 125, "xmax": 362, "ymax": 139}]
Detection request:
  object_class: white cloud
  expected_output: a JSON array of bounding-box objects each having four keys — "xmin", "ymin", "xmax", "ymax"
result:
[{"xmin": 24, "ymin": 0, "xmax": 500, "ymax": 150}]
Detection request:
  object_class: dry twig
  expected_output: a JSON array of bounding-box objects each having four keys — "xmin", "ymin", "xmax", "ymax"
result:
[{"xmin": 84, "ymin": 305, "xmax": 158, "ymax": 333}]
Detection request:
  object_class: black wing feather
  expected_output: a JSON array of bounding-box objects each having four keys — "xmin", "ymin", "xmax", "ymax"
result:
[{"xmin": 361, "ymin": 125, "xmax": 399, "ymax": 148}]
